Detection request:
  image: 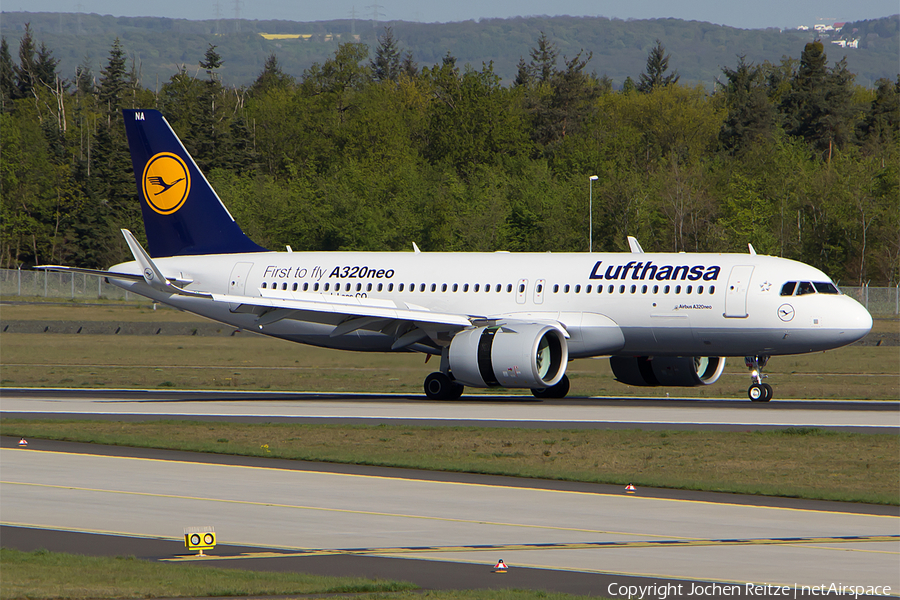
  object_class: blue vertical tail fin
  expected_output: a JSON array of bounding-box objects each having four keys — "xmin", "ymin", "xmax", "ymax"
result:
[{"xmin": 122, "ymin": 109, "xmax": 267, "ymax": 258}]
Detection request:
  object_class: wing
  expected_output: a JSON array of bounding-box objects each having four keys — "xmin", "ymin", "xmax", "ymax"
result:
[{"xmin": 215, "ymin": 289, "xmax": 476, "ymax": 350}]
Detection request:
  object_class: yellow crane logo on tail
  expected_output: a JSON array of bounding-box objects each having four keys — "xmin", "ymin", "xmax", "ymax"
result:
[{"xmin": 142, "ymin": 152, "xmax": 191, "ymax": 214}]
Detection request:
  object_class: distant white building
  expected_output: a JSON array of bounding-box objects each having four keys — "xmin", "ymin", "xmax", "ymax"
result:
[{"xmin": 796, "ymin": 25, "xmax": 810, "ymax": 31}]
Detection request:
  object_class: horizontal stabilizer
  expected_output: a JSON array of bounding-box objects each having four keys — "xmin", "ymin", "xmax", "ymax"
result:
[{"xmin": 33, "ymin": 265, "xmax": 193, "ymax": 287}]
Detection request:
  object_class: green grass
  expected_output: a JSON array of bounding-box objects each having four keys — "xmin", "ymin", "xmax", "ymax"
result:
[
  {"xmin": 0, "ymin": 547, "xmax": 415, "ymax": 600},
  {"xmin": 1, "ymin": 303, "xmax": 897, "ymax": 399},
  {"xmin": 2, "ymin": 420, "xmax": 897, "ymax": 505},
  {"xmin": 0, "ymin": 548, "xmax": 602, "ymax": 600}
]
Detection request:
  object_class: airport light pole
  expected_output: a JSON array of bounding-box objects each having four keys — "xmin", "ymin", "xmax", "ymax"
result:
[{"xmin": 589, "ymin": 175, "xmax": 598, "ymax": 252}]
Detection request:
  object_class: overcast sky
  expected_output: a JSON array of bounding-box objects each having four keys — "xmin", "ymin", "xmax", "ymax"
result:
[{"xmin": 5, "ymin": 0, "xmax": 898, "ymax": 29}]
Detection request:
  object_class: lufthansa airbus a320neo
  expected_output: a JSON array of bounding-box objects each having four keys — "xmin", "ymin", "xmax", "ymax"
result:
[{"xmin": 38, "ymin": 110, "xmax": 873, "ymax": 401}]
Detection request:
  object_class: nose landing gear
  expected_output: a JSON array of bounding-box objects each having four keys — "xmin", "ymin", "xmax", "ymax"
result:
[{"xmin": 745, "ymin": 355, "xmax": 773, "ymax": 402}]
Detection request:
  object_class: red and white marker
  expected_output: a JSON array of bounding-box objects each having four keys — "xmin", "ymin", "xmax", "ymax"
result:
[
  {"xmin": 18, "ymin": 438, "xmax": 28, "ymax": 447},
  {"xmin": 625, "ymin": 483, "xmax": 636, "ymax": 493},
  {"xmin": 493, "ymin": 559, "xmax": 508, "ymax": 573}
]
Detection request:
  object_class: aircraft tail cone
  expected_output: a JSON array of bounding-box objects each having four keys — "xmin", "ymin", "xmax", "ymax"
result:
[
  {"xmin": 18, "ymin": 438, "xmax": 28, "ymax": 447},
  {"xmin": 625, "ymin": 483, "xmax": 636, "ymax": 493},
  {"xmin": 492, "ymin": 559, "xmax": 508, "ymax": 573}
]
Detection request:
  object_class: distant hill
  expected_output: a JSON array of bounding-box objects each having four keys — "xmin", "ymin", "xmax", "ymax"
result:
[{"xmin": 2, "ymin": 12, "xmax": 898, "ymax": 88}]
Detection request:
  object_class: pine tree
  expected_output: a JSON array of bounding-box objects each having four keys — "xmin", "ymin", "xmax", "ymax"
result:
[
  {"xmin": 250, "ymin": 53, "xmax": 295, "ymax": 96},
  {"xmin": 200, "ymin": 43, "xmax": 223, "ymax": 79},
  {"xmin": 780, "ymin": 41, "xmax": 855, "ymax": 158},
  {"xmin": 532, "ymin": 50, "xmax": 599, "ymax": 145},
  {"xmin": 718, "ymin": 56, "xmax": 776, "ymax": 154},
  {"xmin": 15, "ymin": 23, "xmax": 37, "ymax": 99},
  {"xmin": 637, "ymin": 39, "xmax": 679, "ymax": 93},
  {"xmin": 857, "ymin": 76, "xmax": 900, "ymax": 147},
  {"xmin": 35, "ymin": 42, "xmax": 62, "ymax": 90},
  {"xmin": 97, "ymin": 38, "xmax": 127, "ymax": 116},
  {"xmin": 513, "ymin": 57, "xmax": 532, "ymax": 87},
  {"xmin": 0, "ymin": 37, "xmax": 15, "ymax": 111},
  {"xmin": 192, "ymin": 44, "xmax": 225, "ymax": 172},
  {"xmin": 370, "ymin": 26, "xmax": 401, "ymax": 83},
  {"xmin": 401, "ymin": 51, "xmax": 418, "ymax": 78},
  {"xmin": 529, "ymin": 32, "xmax": 559, "ymax": 84}
]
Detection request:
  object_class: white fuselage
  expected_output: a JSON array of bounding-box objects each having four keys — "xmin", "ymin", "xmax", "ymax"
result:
[{"xmin": 109, "ymin": 250, "xmax": 873, "ymax": 359}]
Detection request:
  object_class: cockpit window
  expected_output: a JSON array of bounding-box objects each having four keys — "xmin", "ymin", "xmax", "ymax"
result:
[
  {"xmin": 813, "ymin": 282, "xmax": 839, "ymax": 294},
  {"xmin": 796, "ymin": 281, "xmax": 816, "ymax": 295},
  {"xmin": 780, "ymin": 282, "xmax": 796, "ymax": 296},
  {"xmin": 780, "ymin": 280, "xmax": 841, "ymax": 296}
]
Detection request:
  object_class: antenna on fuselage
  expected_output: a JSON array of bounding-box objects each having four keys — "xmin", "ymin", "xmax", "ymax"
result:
[
  {"xmin": 748, "ymin": 243, "xmax": 757, "ymax": 255},
  {"xmin": 627, "ymin": 236, "xmax": 644, "ymax": 254},
  {"xmin": 412, "ymin": 242, "xmax": 421, "ymax": 253}
]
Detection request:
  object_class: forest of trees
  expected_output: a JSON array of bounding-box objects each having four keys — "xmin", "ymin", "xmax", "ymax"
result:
[{"xmin": 1, "ymin": 27, "xmax": 898, "ymax": 287}]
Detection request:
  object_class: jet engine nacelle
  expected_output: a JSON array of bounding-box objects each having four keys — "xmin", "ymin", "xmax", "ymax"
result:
[
  {"xmin": 610, "ymin": 356, "xmax": 726, "ymax": 387},
  {"xmin": 449, "ymin": 323, "xmax": 568, "ymax": 389}
]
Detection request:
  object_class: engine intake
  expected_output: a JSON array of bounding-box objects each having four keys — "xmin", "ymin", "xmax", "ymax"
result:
[
  {"xmin": 610, "ymin": 356, "xmax": 725, "ymax": 387},
  {"xmin": 449, "ymin": 324, "xmax": 568, "ymax": 388}
]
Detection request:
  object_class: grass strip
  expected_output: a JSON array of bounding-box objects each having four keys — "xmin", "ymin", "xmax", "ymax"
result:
[
  {"xmin": 2, "ymin": 420, "xmax": 896, "ymax": 505},
  {"xmin": 2, "ymin": 305, "xmax": 898, "ymax": 399},
  {"xmin": 0, "ymin": 547, "xmax": 415, "ymax": 600},
  {"xmin": 0, "ymin": 548, "xmax": 601, "ymax": 600}
]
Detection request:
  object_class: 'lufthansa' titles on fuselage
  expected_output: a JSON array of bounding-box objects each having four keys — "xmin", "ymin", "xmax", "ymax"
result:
[{"xmin": 589, "ymin": 261, "xmax": 721, "ymax": 282}]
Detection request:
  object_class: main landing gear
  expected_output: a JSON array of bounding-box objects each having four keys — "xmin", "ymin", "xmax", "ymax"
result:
[
  {"xmin": 745, "ymin": 355, "xmax": 773, "ymax": 402},
  {"xmin": 424, "ymin": 371, "xmax": 464, "ymax": 400}
]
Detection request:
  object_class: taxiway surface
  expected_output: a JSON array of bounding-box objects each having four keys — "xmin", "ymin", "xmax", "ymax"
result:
[
  {"xmin": 2, "ymin": 388, "xmax": 898, "ymax": 432},
  {"xmin": 1, "ymin": 389, "xmax": 898, "ymax": 597}
]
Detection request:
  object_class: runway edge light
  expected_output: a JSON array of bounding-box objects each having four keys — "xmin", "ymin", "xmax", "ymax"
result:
[
  {"xmin": 625, "ymin": 483, "xmax": 636, "ymax": 493},
  {"xmin": 18, "ymin": 438, "xmax": 28, "ymax": 447},
  {"xmin": 492, "ymin": 559, "xmax": 508, "ymax": 573},
  {"xmin": 184, "ymin": 526, "xmax": 216, "ymax": 556}
]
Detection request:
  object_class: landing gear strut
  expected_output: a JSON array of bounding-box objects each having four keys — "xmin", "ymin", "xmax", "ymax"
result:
[
  {"xmin": 424, "ymin": 372, "xmax": 464, "ymax": 400},
  {"xmin": 745, "ymin": 355, "xmax": 773, "ymax": 402}
]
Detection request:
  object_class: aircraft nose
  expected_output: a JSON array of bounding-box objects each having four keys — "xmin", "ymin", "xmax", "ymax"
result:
[{"xmin": 840, "ymin": 297, "xmax": 873, "ymax": 344}]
